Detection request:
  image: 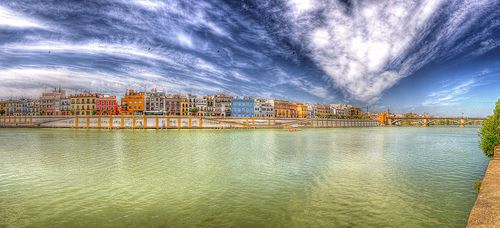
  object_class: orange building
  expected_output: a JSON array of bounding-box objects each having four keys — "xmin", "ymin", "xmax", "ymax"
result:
[
  {"xmin": 271, "ymin": 100, "xmax": 298, "ymax": 118},
  {"xmin": 272, "ymin": 100, "xmax": 288, "ymax": 118},
  {"xmin": 121, "ymin": 90, "xmax": 145, "ymax": 115},
  {"xmin": 379, "ymin": 112, "xmax": 389, "ymax": 125}
]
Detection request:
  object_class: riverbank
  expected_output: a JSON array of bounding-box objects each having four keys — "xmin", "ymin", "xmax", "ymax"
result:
[
  {"xmin": 0, "ymin": 115, "xmax": 378, "ymax": 129},
  {"xmin": 467, "ymin": 146, "xmax": 500, "ymax": 227}
]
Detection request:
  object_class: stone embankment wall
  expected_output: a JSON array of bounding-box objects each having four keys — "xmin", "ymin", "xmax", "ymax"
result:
[
  {"xmin": 467, "ymin": 146, "xmax": 500, "ymax": 227},
  {"xmin": 0, "ymin": 115, "xmax": 378, "ymax": 129}
]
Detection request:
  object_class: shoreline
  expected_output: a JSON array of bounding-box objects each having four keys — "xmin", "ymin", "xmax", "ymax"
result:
[{"xmin": 467, "ymin": 146, "xmax": 500, "ymax": 227}]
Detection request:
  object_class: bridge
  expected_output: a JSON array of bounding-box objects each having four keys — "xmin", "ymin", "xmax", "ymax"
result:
[{"xmin": 378, "ymin": 113, "xmax": 486, "ymax": 127}]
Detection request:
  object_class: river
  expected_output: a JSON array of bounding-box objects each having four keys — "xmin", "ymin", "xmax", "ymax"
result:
[{"xmin": 0, "ymin": 127, "xmax": 488, "ymax": 227}]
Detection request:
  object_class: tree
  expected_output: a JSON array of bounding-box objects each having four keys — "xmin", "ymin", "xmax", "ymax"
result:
[
  {"xmin": 0, "ymin": 109, "xmax": 4, "ymax": 116},
  {"xmin": 480, "ymin": 100, "xmax": 500, "ymax": 157},
  {"xmin": 189, "ymin": 107, "xmax": 199, "ymax": 115}
]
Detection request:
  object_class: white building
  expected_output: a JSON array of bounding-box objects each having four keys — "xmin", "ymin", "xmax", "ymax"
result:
[
  {"xmin": 330, "ymin": 104, "xmax": 348, "ymax": 116},
  {"xmin": 194, "ymin": 96, "xmax": 215, "ymax": 116},
  {"xmin": 307, "ymin": 103, "xmax": 316, "ymax": 118},
  {"xmin": 145, "ymin": 89, "xmax": 166, "ymax": 115},
  {"xmin": 254, "ymin": 98, "xmax": 274, "ymax": 117},
  {"xmin": 186, "ymin": 94, "xmax": 197, "ymax": 115}
]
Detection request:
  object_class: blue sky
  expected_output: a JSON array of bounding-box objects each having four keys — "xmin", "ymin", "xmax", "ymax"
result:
[{"xmin": 0, "ymin": 0, "xmax": 498, "ymax": 116}]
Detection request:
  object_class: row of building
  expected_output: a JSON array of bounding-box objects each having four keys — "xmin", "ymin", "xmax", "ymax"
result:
[{"xmin": 0, "ymin": 88, "xmax": 364, "ymax": 118}]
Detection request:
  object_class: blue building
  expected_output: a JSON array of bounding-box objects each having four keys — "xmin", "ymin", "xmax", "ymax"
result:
[{"xmin": 231, "ymin": 98, "xmax": 254, "ymax": 117}]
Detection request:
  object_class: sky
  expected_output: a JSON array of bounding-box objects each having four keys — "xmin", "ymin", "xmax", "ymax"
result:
[{"xmin": 0, "ymin": 0, "xmax": 499, "ymax": 116}]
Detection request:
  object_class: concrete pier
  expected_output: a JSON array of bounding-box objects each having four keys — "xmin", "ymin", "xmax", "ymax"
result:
[{"xmin": 468, "ymin": 146, "xmax": 500, "ymax": 227}]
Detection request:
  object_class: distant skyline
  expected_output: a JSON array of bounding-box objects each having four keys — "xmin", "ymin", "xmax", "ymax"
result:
[{"xmin": 0, "ymin": 0, "xmax": 499, "ymax": 116}]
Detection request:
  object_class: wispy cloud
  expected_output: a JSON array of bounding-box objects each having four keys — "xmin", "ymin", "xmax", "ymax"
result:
[
  {"xmin": 0, "ymin": 67, "xmax": 222, "ymax": 97},
  {"xmin": 1, "ymin": 41, "xmax": 169, "ymax": 63},
  {"xmin": 0, "ymin": 5, "xmax": 47, "ymax": 29},
  {"xmin": 422, "ymin": 79, "xmax": 478, "ymax": 106}
]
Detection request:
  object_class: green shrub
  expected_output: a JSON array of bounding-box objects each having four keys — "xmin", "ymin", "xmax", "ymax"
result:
[
  {"xmin": 474, "ymin": 180, "xmax": 482, "ymax": 192},
  {"xmin": 480, "ymin": 100, "xmax": 500, "ymax": 157}
]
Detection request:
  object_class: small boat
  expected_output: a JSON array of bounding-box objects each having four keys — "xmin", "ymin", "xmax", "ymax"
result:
[{"xmin": 287, "ymin": 128, "xmax": 301, "ymax": 132}]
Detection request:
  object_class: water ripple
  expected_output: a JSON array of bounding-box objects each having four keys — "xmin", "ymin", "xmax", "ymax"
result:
[{"xmin": 0, "ymin": 127, "xmax": 489, "ymax": 227}]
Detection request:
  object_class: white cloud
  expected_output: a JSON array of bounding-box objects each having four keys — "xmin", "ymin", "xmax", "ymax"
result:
[
  {"xmin": 0, "ymin": 5, "xmax": 47, "ymax": 29},
  {"xmin": 176, "ymin": 33, "xmax": 194, "ymax": 48},
  {"xmin": 288, "ymin": 0, "xmax": 316, "ymax": 16},
  {"xmin": 127, "ymin": 0, "xmax": 166, "ymax": 11},
  {"xmin": 283, "ymin": 0, "xmax": 495, "ymax": 103}
]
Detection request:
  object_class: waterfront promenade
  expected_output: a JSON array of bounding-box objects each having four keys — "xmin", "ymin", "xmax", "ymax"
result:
[
  {"xmin": 0, "ymin": 115, "xmax": 378, "ymax": 129},
  {"xmin": 468, "ymin": 146, "xmax": 500, "ymax": 227}
]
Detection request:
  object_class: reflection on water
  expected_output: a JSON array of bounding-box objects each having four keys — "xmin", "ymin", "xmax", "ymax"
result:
[{"xmin": 0, "ymin": 127, "xmax": 488, "ymax": 227}]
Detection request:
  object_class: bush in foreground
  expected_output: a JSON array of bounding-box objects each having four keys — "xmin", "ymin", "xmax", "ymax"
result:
[{"xmin": 480, "ymin": 100, "xmax": 500, "ymax": 157}]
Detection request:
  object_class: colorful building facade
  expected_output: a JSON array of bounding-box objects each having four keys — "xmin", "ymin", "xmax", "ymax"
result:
[
  {"xmin": 315, "ymin": 104, "xmax": 330, "ymax": 118},
  {"xmin": 165, "ymin": 94, "xmax": 185, "ymax": 116},
  {"xmin": 121, "ymin": 90, "xmax": 144, "ymax": 115},
  {"xmin": 231, "ymin": 98, "xmax": 254, "ymax": 117},
  {"xmin": 40, "ymin": 88, "xmax": 67, "ymax": 116},
  {"xmin": 145, "ymin": 89, "xmax": 166, "ymax": 115},
  {"xmin": 0, "ymin": 101, "xmax": 6, "ymax": 116},
  {"xmin": 254, "ymin": 98, "xmax": 274, "ymax": 118},
  {"xmin": 270, "ymin": 100, "xmax": 297, "ymax": 118},
  {"xmin": 307, "ymin": 104, "xmax": 316, "ymax": 118},
  {"xmin": 213, "ymin": 94, "xmax": 232, "ymax": 117},
  {"xmin": 295, "ymin": 103, "xmax": 308, "ymax": 118},
  {"xmin": 195, "ymin": 97, "xmax": 215, "ymax": 116},
  {"xmin": 96, "ymin": 96, "xmax": 120, "ymax": 115},
  {"xmin": 70, "ymin": 93, "xmax": 99, "ymax": 115},
  {"xmin": 5, "ymin": 99, "xmax": 40, "ymax": 116}
]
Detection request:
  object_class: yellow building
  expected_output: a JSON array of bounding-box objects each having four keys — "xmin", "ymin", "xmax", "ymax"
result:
[
  {"xmin": 121, "ymin": 90, "xmax": 145, "ymax": 115},
  {"xmin": 180, "ymin": 99, "xmax": 188, "ymax": 116},
  {"xmin": 70, "ymin": 93, "xmax": 99, "ymax": 115},
  {"xmin": 295, "ymin": 103, "xmax": 308, "ymax": 118}
]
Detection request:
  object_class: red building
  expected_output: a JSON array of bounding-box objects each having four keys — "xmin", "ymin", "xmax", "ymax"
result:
[{"xmin": 96, "ymin": 96, "xmax": 120, "ymax": 115}]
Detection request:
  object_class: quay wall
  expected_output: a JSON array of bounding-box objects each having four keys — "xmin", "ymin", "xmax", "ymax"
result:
[
  {"xmin": 467, "ymin": 146, "xmax": 500, "ymax": 227},
  {"xmin": 0, "ymin": 115, "xmax": 378, "ymax": 129}
]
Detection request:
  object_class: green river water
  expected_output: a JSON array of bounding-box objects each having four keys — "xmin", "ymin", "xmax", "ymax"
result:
[{"xmin": 0, "ymin": 127, "xmax": 489, "ymax": 227}]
